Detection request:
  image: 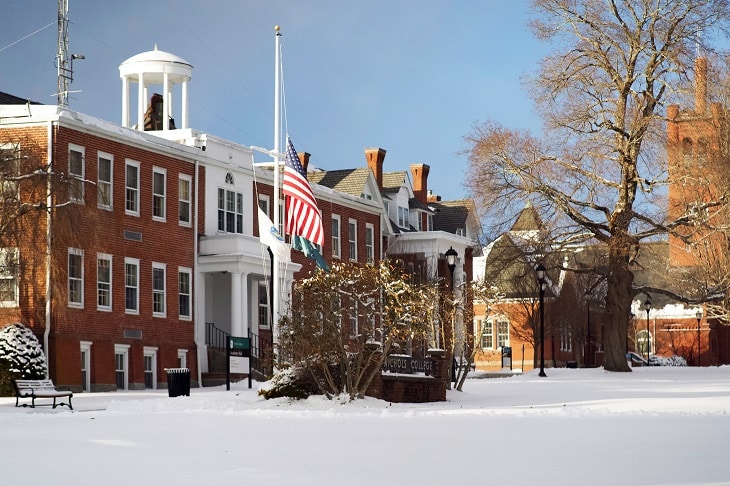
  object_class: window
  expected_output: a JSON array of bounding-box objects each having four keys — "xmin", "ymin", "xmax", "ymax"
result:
[
  {"xmin": 365, "ymin": 223, "xmax": 374, "ymax": 263},
  {"xmin": 258, "ymin": 195, "xmax": 270, "ymax": 216},
  {"xmin": 480, "ymin": 320, "xmax": 493, "ymax": 349},
  {"xmin": 332, "ymin": 215, "xmax": 341, "ymax": 258},
  {"xmin": 143, "ymin": 347, "xmax": 158, "ymax": 389},
  {"xmin": 178, "ymin": 267, "xmax": 191, "ymax": 320},
  {"xmin": 427, "ymin": 214, "xmax": 434, "ymax": 231},
  {"xmin": 350, "ymin": 301, "xmax": 359, "ymax": 337},
  {"xmin": 348, "ymin": 219, "xmax": 357, "ymax": 261},
  {"xmin": 178, "ymin": 175, "xmax": 191, "ymax": 226},
  {"xmin": 398, "ymin": 206, "xmax": 409, "ymax": 228},
  {"xmin": 125, "ymin": 258, "xmax": 139, "ymax": 314},
  {"xmin": 152, "ymin": 263, "xmax": 166, "ymax": 316},
  {"xmin": 125, "ymin": 160, "xmax": 140, "ymax": 215},
  {"xmin": 560, "ymin": 327, "xmax": 573, "ymax": 352},
  {"xmin": 97, "ymin": 152, "xmax": 113, "ymax": 210},
  {"xmin": 68, "ymin": 248, "xmax": 84, "ymax": 308},
  {"xmin": 0, "ymin": 248, "xmax": 18, "ymax": 306},
  {"xmin": 497, "ymin": 319, "xmax": 509, "ymax": 349},
  {"xmin": 152, "ymin": 167, "xmax": 166, "ymax": 221},
  {"xmin": 0, "ymin": 143, "xmax": 19, "ymax": 199},
  {"xmin": 415, "ymin": 212, "xmax": 423, "ymax": 231},
  {"xmin": 68, "ymin": 144, "xmax": 84, "ymax": 203},
  {"xmin": 637, "ymin": 329, "xmax": 652, "ymax": 357},
  {"xmin": 258, "ymin": 281, "xmax": 269, "ymax": 328},
  {"xmin": 80, "ymin": 341, "xmax": 92, "ymax": 392},
  {"xmin": 217, "ymin": 188, "xmax": 243, "ymax": 234},
  {"xmin": 97, "ymin": 253, "xmax": 112, "ymax": 311},
  {"xmin": 456, "ymin": 228, "xmax": 466, "ymax": 237},
  {"xmin": 177, "ymin": 349, "xmax": 187, "ymax": 368},
  {"xmin": 114, "ymin": 344, "xmax": 129, "ymax": 390}
]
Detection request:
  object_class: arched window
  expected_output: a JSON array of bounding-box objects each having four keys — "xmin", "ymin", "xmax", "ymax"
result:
[{"xmin": 225, "ymin": 172, "xmax": 234, "ymax": 185}]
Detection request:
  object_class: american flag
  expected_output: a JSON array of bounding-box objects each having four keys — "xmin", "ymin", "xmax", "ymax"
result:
[{"xmin": 282, "ymin": 137, "xmax": 324, "ymax": 246}]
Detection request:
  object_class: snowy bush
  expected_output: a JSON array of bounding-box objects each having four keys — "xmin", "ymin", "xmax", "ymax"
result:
[
  {"xmin": 258, "ymin": 365, "xmax": 320, "ymax": 400},
  {"xmin": 0, "ymin": 323, "xmax": 47, "ymax": 393}
]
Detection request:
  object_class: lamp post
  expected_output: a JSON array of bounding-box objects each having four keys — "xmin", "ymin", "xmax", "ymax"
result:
[
  {"xmin": 643, "ymin": 299, "xmax": 652, "ymax": 363},
  {"xmin": 536, "ymin": 263, "xmax": 547, "ymax": 377},
  {"xmin": 445, "ymin": 247, "xmax": 458, "ymax": 383},
  {"xmin": 445, "ymin": 247, "xmax": 457, "ymax": 290},
  {"xmin": 696, "ymin": 309, "xmax": 702, "ymax": 367}
]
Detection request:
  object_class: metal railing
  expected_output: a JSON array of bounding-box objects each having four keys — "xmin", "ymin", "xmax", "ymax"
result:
[{"xmin": 205, "ymin": 322, "xmax": 266, "ymax": 377}]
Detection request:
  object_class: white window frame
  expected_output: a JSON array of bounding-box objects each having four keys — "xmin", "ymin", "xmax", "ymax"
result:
[
  {"xmin": 97, "ymin": 151, "xmax": 113, "ymax": 210},
  {"xmin": 152, "ymin": 262, "xmax": 167, "ymax": 317},
  {"xmin": 365, "ymin": 223, "xmax": 374, "ymax": 263},
  {"xmin": 348, "ymin": 218, "xmax": 357, "ymax": 261},
  {"xmin": 80, "ymin": 341, "xmax": 92, "ymax": 393},
  {"xmin": 68, "ymin": 143, "xmax": 85, "ymax": 203},
  {"xmin": 178, "ymin": 267, "xmax": 192, "ymax": 320},
  {"xmin": 68, "ymin": 248, "xmax": 84, "ymax": 308},
  {"xmin": 496, "ymin": 319, "xmax": 510, "ymax": 349},
  {"xmin": 124, "ymin": 257, "xmax": 140, "ymax": 314},
  {"xmin": 427, "ymin": 214, "xmax": 434, "ymax": 231},
  {"xmin": 125, "ymin": 159, "xmax": 140, "ymax": 216},
  {"xmin": 258, "ymin": 194, "xmax": 270, "ymax": 216},
  {"xmin": 217, "ymin": 187, "xmax": 243, "ymax": 234},
  {"xmin": 480, "ymin": 319, "xmax": 493, "ymax": 350},
  {"xmin": 178, "ymin": 174, "xmax": 192, "ymax": 226},
  {"xmin": 0, "ymin": 142, "xmax": 20, "ymax": 200},
  {"xmin": 177, "ymin": 349, "xmax": 188, "ymax": 368},
  {"xmin": 332, "ymin": 214, "xmax": 341, "ymax": 259},
  {"xmin": 0, "ymin": 247, "xmax": 19, "ymax": 307},
  {"xmin": 257, "ymin": 281, "xmax": 270, "ymax": 329},
  {"xmin": 97, "ymin": 253, "xmax": 112, "ymax": 311},
  {"xmin": 114, "ymin": 344, "xmax": 130, "ymax": 390},
  {"xmin": 152, "ymin": 166, "xmax": 167, "ymax": 221},
  {"xmin": 143, "ymin": 346, "xmax": 158, "ymax": 389}
]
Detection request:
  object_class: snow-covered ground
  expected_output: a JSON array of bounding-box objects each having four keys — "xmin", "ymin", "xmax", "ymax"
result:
[{"xmin": 2, "ymin": 366, "xmax": 729, "ymax": 486}]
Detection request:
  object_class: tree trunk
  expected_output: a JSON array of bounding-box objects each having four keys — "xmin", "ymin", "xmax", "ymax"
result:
[{"xmin": 603, "ymin": 242, "xmax": 633, "ymax": 372}]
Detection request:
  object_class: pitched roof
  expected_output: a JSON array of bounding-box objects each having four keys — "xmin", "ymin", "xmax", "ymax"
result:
[
  {"xmin": 381, "ymin": 171, "xmax": 408, "ymax": 193},
  {"xmin": 307, "ymin": 168, "xmax": 371, "ymax": 197},
  {"xmin": 510, "ymin": 203, "xmax": 543, "ymax": 232},
  {"xmin": 430, "ymin": 199, "xmax": 472, "ymax": 234}
]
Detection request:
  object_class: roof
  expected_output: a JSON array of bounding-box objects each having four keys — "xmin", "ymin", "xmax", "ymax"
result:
[
  {"xmin": 0, "ymin": 91, "xmax": 42, "ymax": 105},
  {"xmin": 430, "ymin": 199, "xmax": 472, "ymax": 234},
  {"xmin": 307, "ymin": 168, "xmax": 371, "ymax": 197},
  {"xmin": 510, "ymin": 203, "xmax": 543, "ymax": 232},
  {"xmin": 381, "ymin": 171, "xmax": 408, "ymax": 193}
]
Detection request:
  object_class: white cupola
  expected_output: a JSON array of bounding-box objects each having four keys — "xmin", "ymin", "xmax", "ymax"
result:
[{"xmin": 119, "ymin": 46, "xmax": 192, "ymax": 131}]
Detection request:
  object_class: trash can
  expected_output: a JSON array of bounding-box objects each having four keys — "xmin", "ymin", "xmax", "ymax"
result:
[
  {"xmin": 566, "ymin": 361, "xmax": 578, "ymax": 369},
  {"xmin": 501, "ymin": 346, "xmax": 512, "ymax": 370},
  {"xmin": 165, "ymin": 368, "xmax": 190, "ymax": 397}
]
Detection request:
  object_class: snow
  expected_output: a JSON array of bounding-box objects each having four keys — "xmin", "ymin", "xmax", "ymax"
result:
[{"xmin": 1, "ymin": 366, "xmax": 729, "ymax": 485}]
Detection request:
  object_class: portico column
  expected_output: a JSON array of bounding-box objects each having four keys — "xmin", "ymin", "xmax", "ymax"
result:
[
  {"xmin": 230, "ymin": 272, "xmax": 249, "ymax": 338},
  {"xmin": 137, "ymin": 72, "xmax": 145, "ymax": 130},
  {"xmin": 121, "ymin": 76, "xmax": 129, "ymax": 127}
]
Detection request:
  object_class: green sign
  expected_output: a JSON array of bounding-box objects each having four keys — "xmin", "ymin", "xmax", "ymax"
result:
[{"xmin": 229, "ymin": 337, "xmax": 250, "ymax": 350}]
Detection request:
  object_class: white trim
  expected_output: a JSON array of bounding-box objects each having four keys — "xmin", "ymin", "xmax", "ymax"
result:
[
  {"xmin": 152, "ymin": 166, "xmax": 167, "ymax": 222},
  {"xmin": 68, "ymin": 143, "xmax": 85, "ymax": 203},
  {"xmin": 152, "ymin": 262, "xmax": 167, "ymax": 317},
  {"xmin": 178, "ymin": 174, "xmax": 192, "ymax": 227},
  {"xmin": 114, "ymin": 344, "xmax": 130, "ymax": 390},
  {"xmin": 80, "ymin": 341, "xmax": 92, "ymax": 392},
  {"xmin": 332, "ymin": 214, "xmax": 341, "ymax": 259},
  {"xmin": 67, "ymin": 248, "xmax": 84, "ymax": 308},
  {"xmin": 143, "ymin": 346, "xmax": 159, "ymax": 389},
  {"xmin": 348, "ymin": 218, "xmax": 357, "ymax": 261},
  {"xmin": 178, "ymin": 266, "xmax": 192, "ymax": 320},
  {"xmin": 97, "ymin": 151, "xmax": 113, "ymax": 210},
  {"xmin": 124, "ymin": 257, "xmax": 140, "ymax": 314},
  {"xmin": 125, "ymin": 159, "xmax": 140, "ymax": 216},
  {"xmin": 96, "ymin": 253, "xmax": 112, "ymax": 311},
  {"xmin": 365, "ymin": 223, "xmax": 374, "ymax": 263},
  {"xmin": 177, "ymin": 349, "xmax": 188, "ymax": 368},
  {"xmin": 0, "ymin": 247, "xmax": 19, "ymax": 307}
]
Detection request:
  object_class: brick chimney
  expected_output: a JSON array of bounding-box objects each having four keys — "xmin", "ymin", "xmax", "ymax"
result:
[
  {"xmin": 695, "ymin": 57, "xmax": 707, "ymax": 116},
  {"xmin": 410, "ymin": 163, "xmax": 430, "ymax": 205},
  {"xmin": 297, "ymin": 152, "xmax": 311, "ymax": 172},
  {"xmin": 365, "ymin": 148, "xmax": 386, "ymax": 191}
]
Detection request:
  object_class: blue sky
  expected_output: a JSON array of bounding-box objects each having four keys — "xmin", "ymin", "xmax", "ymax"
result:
[{"xmin": 1, "ymin": 1, "xmax": 548, "ymax": 201}]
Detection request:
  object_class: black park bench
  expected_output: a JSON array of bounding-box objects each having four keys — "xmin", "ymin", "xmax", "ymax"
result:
[{"xmin": 13, "ymin": 379, "xmax": 74, "ymax": 410}]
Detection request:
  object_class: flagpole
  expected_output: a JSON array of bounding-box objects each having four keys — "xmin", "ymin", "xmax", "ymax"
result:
[{"xmin": 272, "ymin": 25, "xmax": 282, "ymax": 357}]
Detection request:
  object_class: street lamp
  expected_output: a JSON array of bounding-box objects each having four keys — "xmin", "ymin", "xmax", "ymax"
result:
[
  {"xmin": 696, "ymin": 309, "xmax": 702, "ymax": 367},
  {"xmin": 643, "ymin": 299, "xmax": 652, "ymax": 363},
  {"xmin": 445, "ymin": 247, "xmax": 458, "ymax": 290},
  {"xmin": 536, "ymin": 263, "xmax": 547, "ymax": 377}
]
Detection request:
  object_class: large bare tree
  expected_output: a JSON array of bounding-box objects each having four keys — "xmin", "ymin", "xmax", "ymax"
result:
[{"xmin": 464, "ymin": 0, "xmax": 730, "ymax": 371}]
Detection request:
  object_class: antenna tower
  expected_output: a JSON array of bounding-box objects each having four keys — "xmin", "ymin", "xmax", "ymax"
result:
[{"xmin": 57, "ymin": 0, "xmax": 70, "ymax": 106}]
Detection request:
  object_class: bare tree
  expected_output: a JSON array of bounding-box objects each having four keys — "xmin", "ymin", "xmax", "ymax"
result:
[{"xmin": 464, "ymin": 0, "xmax": 730, "ymax": 371}]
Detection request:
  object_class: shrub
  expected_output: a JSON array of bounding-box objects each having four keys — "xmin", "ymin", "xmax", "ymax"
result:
[
  {"xmin": 0, "ymin": 323, "xmax": 47, "ymax": 385},
  {"xmin": 258, "ymin": 365, "xmax": 320, "ymax": 400}
]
